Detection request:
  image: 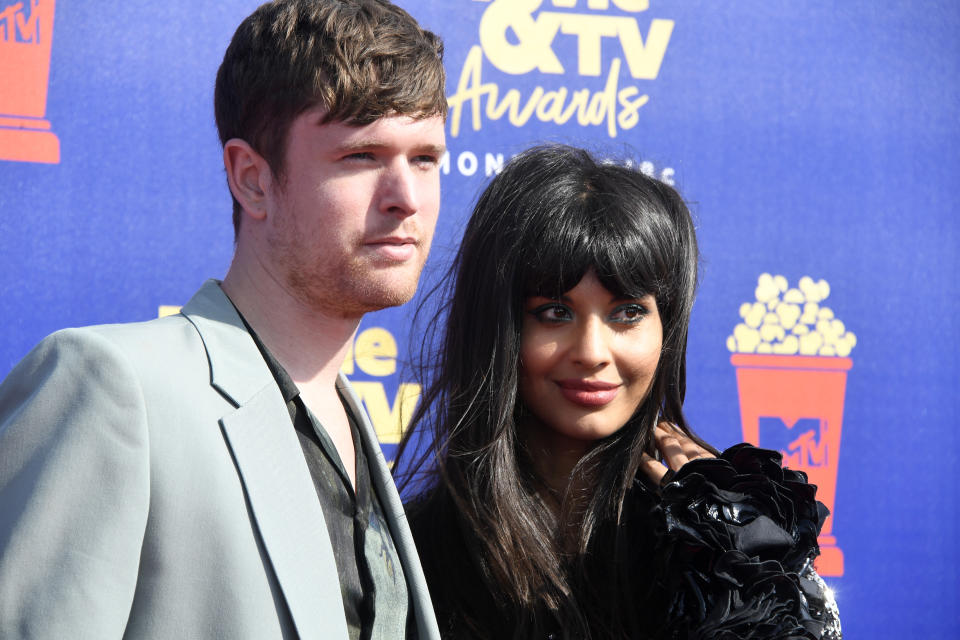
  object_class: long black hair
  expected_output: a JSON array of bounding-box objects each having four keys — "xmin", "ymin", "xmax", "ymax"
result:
[{"xmin": 398, "ymin": 144, "xmax": 712, "ymax": 638}]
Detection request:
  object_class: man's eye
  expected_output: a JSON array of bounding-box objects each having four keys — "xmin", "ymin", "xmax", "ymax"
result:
[
  {"xmin": 610, "ymin": 304, "xmax": 647, "ymax": 323},
  {"xmin": 412, "ymin": 154, "xmax": 440, "ymax": 169},
  {"xmin": 344, "ymin": 152, "xmax": 375, "ymax": 161}
]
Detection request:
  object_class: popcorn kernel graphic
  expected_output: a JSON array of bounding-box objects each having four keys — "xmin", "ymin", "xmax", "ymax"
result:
[
  {"xmin": 728, "ymin": 274, "xmax": 856, "ymax": 358},
  {"xmin": 729, "ymin": 273, "xmax": 855, "ymax": 577}
]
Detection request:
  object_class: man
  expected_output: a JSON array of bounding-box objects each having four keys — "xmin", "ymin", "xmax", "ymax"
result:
[{"xmin": 0, "ymin": 1, "xmax": 446, "ymax": 638}]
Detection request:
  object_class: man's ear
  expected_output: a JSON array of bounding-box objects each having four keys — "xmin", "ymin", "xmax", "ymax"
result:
[{"xmin": 223, "ymin": 139, "xmax": 273, "ymax": 222}]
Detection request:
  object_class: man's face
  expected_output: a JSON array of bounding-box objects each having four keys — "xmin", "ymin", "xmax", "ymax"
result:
[{"xmin": 264, "ymin": 108, "xmax": 446, "ymax": 318}]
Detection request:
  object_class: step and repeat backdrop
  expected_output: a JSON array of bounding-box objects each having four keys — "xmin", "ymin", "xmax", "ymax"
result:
[{"xmin": 1, "ymin": 1, "xmax": 957, "ymax": 636}]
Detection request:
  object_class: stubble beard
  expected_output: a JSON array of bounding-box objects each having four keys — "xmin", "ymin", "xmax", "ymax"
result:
[
  {"xmin": 273, "ymin": 228, "xmax": 427, "ymax": 319},
  {"xmin": 294, "ymin": 255, "xmax": 423, "ymax": 318}
]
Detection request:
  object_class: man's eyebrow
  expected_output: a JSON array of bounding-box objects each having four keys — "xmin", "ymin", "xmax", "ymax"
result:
[
  {"xmin": 412, "ymin": 143, "xmax": 447, "ymax": 156},
  {"xmin": 334, "ymin": 139, "xmax": 447, "ymax": 155}
]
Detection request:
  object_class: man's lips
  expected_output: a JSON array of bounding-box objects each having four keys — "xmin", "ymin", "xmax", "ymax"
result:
[
  {"xmin": 556, "ymin": 379, "xmax": 621, "ymax": 407},
  {"xmin": 364, "ymin": 236, "xmax": 418, "ymax": 261}
]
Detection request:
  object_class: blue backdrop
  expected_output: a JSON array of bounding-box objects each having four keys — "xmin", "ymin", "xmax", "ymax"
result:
[{"xmin": 1, "ymin": 1, "xmax": 958, "ymax": 636}]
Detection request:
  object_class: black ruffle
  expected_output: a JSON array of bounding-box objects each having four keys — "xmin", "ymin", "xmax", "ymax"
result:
[{"xmin": 647, "ymin": 444, "xmax": 830, "ymax": 639}]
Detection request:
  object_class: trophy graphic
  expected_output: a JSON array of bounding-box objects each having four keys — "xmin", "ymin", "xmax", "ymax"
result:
[
  {"xmin": 0, "ymin": 0, "xmax": 59, "ymax": 164},
  {"xmin": 727, "ymin": 274, "xmax": 856, "ymax": 576}
]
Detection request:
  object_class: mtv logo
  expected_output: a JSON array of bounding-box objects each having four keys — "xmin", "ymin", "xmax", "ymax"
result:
[
  {"xmin": 0, "ymin": 0, "xmax": 60, "ymax": 163},
  {"xmin": 758, "ymin": 416, "xmax": 829, "ymax": 469},
  {"xmin": 0, "ymin": 0, "xmax": 42, "ymax": 44},
  {"xmin": 731, "ymin": 351, "xmax": 852, "ymax": 575}
]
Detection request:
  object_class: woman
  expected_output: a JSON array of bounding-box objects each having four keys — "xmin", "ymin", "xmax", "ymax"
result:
[{"xmin": 398, "ymin": 145, "xmax": 840, "ymax": 639}]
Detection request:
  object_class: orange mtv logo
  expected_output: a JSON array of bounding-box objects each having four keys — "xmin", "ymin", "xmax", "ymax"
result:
[
  {"xmin": 758, "ymin": 416, "xmax": 831, "ymax": 469},
  {"xmin": 732, "ymin": 353, "xmax": 851, "ymax": 576},
  {"xmin": 0, "ymin": 0, "xmax": 59, "ymax": 164}
]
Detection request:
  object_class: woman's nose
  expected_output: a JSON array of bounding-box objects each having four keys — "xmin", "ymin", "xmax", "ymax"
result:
[{"xmin": 569, "ymin": 317, "xmax": 611, "ymax": 368}]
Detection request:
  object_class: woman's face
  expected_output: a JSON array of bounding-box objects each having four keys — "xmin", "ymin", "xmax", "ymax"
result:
[{"xmin": 518, "ymin": 270, "xmax": 663, "ymax": 454}]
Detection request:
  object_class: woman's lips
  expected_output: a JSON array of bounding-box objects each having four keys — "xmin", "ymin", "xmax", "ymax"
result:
[{"xmin": 556, "ymin": 379, "xmax": 620, "ymax": 407}]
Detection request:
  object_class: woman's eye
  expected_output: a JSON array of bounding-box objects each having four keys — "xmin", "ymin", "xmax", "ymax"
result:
[
  {"xmin": 610, "ymin": 304, "xmax": 647, "ymax": 323},
  {"xmin": 531, "ymin": 304, "xmax": 572, "ymax": 323}
]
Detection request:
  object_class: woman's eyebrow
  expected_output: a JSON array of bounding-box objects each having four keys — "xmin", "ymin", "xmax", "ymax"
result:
[
  {"xmin": 526, "ymin": 294, "xmax": 570, "ymax": 303},
  {"xmin": 611, "ymin": 292, "xmax": 654, "ymax": 303}
]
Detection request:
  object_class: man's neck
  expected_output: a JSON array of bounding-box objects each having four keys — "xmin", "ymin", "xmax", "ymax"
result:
[
  {"xmin": 222, "ymin": 240, "xmax": 366, "ymax": 489},
  {"xmin": 220, "ymin": 257, "xmax": 358, "ymax": 394}
]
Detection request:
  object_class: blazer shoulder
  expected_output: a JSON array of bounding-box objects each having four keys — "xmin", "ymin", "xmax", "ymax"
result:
[
  {"xmin": 4, "ymin": 325, "xmax": 148, "ymax": 395},
  {"xmin": 0, "ymin": 326, "xmax": 156, "ymax": 639},
  {"xmin": 0, "ymin": 316, "xmax": 212, "ymax": 421},
  {"xmin": 84, "ymin": 312, "xmax": 203, "ymax": 350},
  {"xmin": 19, "ymin": 314, "xmax": 202, "ymax": 362},
  {"xmin": 87, "ymin": 314, "xmax": 209, "ymax": 378}
]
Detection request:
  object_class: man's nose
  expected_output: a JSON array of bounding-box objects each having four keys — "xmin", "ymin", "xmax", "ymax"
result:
[{"xmin": 378, "ymin": 160, "xmax": 420, "ymax": 218}]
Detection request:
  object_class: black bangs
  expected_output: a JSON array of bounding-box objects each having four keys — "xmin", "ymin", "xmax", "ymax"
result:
[{"xmin": 516, "ymin": 165, "xmax": 671, "ymax": 304}]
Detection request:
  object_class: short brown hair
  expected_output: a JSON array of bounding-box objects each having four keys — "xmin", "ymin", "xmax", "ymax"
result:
[{"xmin": 214, "ymin": 0, "xmax": 447, "ymax": 233}]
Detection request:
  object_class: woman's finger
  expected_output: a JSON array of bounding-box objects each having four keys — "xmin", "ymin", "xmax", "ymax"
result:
[
  {"xmin": 639, "ymin": 452, "xmax": 668, "ymax": 484},
  {"xmin": 655, "ymin": 422, "xmax": 714, "ymax": 470},
  {"xmin": 682, "ymin": 438, "xmax": 708, "ymax": 459},
  {"xmin": 661, "ymin": 422, "xmax": 712, "ymax": 459},
  {"xmin": 654, "ymin": 425, "xmax": 689, "ymax": 471}
]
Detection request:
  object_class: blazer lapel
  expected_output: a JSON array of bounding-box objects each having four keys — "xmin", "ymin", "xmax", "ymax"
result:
[
  {"xmin": 338, "ymin": 374, "xmax": 441, "ymax": 640},
  {"xmin": 220, "ymin": 389, "xmax": 348, "ymax": 640},
  {"xmin": 183, "ymin": 280, "xmax": 349, "ymax": 640}
]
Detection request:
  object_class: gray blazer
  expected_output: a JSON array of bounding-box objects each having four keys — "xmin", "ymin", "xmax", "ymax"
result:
[{"xmin": 0, "ymin": 280, "xmax": 439, "ymax": 640}]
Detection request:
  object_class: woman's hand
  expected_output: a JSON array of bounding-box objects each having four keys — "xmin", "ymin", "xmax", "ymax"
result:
[{"xmin": 640, "ymin": 422, "xmax": 715, "ymax": 485}]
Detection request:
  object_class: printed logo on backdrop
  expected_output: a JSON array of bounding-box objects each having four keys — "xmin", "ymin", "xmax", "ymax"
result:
[
  {"xmin": 442, "ymin": 0, "xmax": 676, "ymax": 182},
  {"xmin": 0, "ymin": 0, "xmax": 60, "ymax": 164},
  {"xmin": 340, "ymin": 327, "xmax": 421, "ymax": 461},
  {"xmin": 727, "ymin": 274, "xmax": 857, "ymax": 577},
  {"xmin": 449, "ymin": 0, "xmax": 673, "ymax": 140}
]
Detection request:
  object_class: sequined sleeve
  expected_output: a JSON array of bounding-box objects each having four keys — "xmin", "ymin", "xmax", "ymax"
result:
[{"xmin": 800, "ymin": 560, "xmax": 842, "ymax": 639}]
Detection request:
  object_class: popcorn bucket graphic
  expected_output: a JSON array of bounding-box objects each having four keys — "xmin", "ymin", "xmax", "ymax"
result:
[
  {"xmin": 0, "ymin": 0, "xmax": 60, "ymax": 164},
  {"xmin": 727, "ymin": 274, "xmax": 856, "ymax": 577},
  {"xmin": 731, "ymin": 353, "xmax": 850, "ymax": 576}
]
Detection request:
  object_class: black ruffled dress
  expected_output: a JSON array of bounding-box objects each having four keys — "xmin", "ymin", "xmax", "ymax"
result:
[
  {"xmin": 643, "ymin": 444, "xmax": 841, "ymax": 640},
  {"xmin": 409, "ymin": 444, "xmax": 842, "ymax": 639}
]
